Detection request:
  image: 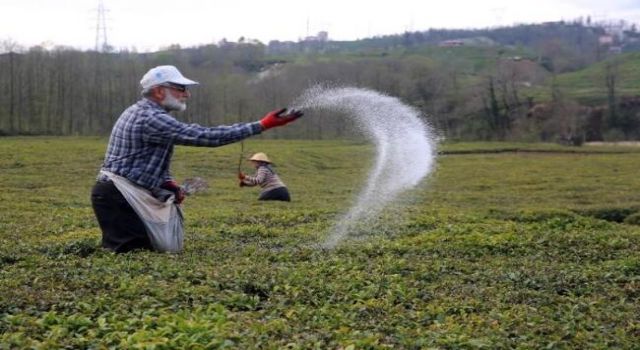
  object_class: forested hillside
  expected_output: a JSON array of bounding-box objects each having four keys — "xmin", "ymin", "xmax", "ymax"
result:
[{"xmin": 1, "ymin": 20, "xmax": 640, "ymax": 142}]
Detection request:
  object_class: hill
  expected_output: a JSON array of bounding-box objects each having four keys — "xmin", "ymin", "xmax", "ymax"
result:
[
  {"xmin": 1, "ymin": 21, "xmax": 639, "ymax": 141},
  {"xmin": 545, "ymin": 52, "xmax": 640, "ymax": 105}
]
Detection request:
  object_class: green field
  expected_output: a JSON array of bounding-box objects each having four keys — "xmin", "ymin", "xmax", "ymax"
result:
[
  {"xmin": 1, "ymin": 137, "xmax": 639, "ymax": 349},
  {"xmin": 523, "ymin": 52, "xmax": 640, "ymax": 106}
]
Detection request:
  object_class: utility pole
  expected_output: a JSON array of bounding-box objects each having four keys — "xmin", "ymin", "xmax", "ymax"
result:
[
  {"xmin": 491, "ymin": 7, "xmax": 506, "ymax": 27},
  {"xmin": 95, "ymin": 0, "xmax": 109, "ymax": 52}
]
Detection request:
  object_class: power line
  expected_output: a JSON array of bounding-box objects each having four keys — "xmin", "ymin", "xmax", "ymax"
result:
[{"xmin": 95, "ymin": 0, "xmax": 109, "ymax": 51}]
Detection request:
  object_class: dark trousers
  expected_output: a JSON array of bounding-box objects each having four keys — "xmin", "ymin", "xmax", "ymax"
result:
[
  {"xmin": 91, "ymin": 181, "xmax": 152, "ymax": 253},
  {"xmin": 259, "ymin": 187, "xmax": 291, "ymax": 202}
]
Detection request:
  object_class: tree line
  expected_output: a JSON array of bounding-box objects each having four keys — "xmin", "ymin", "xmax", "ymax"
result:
[{"xmin": 1, "ymin": 21, "xmax": 639, "ymax": 142}]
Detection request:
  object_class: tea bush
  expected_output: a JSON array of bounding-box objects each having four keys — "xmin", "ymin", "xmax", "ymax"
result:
[{"xmin": 1, "ymin": 138, "xmax": 639, "ymax": 348}]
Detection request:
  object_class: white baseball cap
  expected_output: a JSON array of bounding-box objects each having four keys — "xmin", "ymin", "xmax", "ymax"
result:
[{"xmin": 140, "ymin": 65, "xmax": 199, "ymax": 90}]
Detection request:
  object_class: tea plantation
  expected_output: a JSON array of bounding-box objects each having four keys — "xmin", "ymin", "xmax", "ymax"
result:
[{"xmin": 1, "ymin": 138, "xmax": 639, "ymax": 349}]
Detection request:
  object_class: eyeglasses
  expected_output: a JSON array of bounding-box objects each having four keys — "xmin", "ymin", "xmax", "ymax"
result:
[{"xmin": 160, "ymin": 83, "xmax": 188, "ymax": 92}]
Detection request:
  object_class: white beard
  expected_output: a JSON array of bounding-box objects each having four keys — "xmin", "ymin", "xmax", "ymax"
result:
[{"xmin": 161, "ymin": 90, "xmax": 187, "ymax": 112}]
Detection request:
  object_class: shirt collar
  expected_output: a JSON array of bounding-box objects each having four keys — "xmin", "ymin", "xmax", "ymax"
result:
[{"xmin": 141, "ymin": 97, "xmax": 166, "ymax": 111}]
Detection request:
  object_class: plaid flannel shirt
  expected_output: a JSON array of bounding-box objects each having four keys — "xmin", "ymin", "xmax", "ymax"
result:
[{"xmin": 98, "ymin": 98, "xmax": 262, "ymax": 189}]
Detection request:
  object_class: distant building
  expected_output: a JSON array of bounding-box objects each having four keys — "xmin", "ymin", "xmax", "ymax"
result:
[
  {"xmin": 303, "ymin": 31, "xmax": 329, "ymax": 42},
  {"xmin": 438, "ymin": 40, "xmax": 464, "ymax": 47},
  {"xmin": 599, "ymin": 35, "xmax": 614, "ymax": 45},
  {"xmin": 317, "ymin": 31, "xmax": 328, "ymax": 42},
  {"xmin": 608, "ymin": 46, "xmax": 623, "ymax": 54}
]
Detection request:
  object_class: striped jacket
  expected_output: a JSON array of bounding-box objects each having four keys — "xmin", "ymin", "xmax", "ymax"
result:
[{"xmin": 242, "ymin": 165, "xmax": 286, "ymax": 193}]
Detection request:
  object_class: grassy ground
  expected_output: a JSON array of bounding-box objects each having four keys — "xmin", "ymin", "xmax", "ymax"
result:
[
  {"xmin": 523, "ymin": 52, "xmax": 640, "ymax": 106},
  {"xmin": 1, "ymin": 137, "xmax": 639, "ymax": 349}
]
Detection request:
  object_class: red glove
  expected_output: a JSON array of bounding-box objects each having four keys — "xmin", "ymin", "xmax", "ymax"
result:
[
  {"xmin": 259, "ymin": 108, "xmax": 303, "ymax": 130},
  {"xmin": 237, "ymin": 172, "xmax": 246, "ymax": 180},
  {"xmin": 161, "ymin": 180, "xmax": 185, "ymax": 204},
  {"xmin": 238, "ymin": 180, "xmax": 246, "ymax": 187}
]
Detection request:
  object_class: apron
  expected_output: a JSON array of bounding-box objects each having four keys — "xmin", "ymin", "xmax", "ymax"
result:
[{"xmin": 100, "ymin": 171, "xmax": 184, "ymax": 253}]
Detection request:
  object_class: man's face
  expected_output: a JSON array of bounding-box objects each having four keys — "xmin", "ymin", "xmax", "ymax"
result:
[{"xmin": 159, "ymin": 83, "xmax": 190, "ymax": 112}]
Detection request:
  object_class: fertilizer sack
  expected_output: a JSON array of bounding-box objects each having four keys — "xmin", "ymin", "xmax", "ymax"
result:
[{"xmin": 100, "ymin": 171, "xmax": 184, "ymax": 253}]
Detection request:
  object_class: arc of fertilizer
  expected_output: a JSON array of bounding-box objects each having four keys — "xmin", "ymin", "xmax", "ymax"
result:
[{"xmin": 292, "ymin": 86, "xmax": 437, "ymax": 249}]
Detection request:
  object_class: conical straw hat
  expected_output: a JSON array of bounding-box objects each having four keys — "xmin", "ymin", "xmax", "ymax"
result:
[{"xmin": 248, "ymin": 152, "xmax": 271, "ymax": 163}]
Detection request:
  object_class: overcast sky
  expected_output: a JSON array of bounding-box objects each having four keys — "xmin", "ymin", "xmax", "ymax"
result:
[{"xmin": 2, "ymin": 0, "xmax": 640, "ymax": 52}]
